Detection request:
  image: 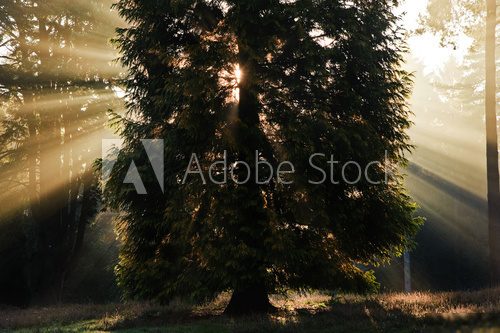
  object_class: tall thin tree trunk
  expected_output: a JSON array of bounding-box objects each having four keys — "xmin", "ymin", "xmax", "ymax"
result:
[
  {"xmin": 36, "ymin": 16, "xmax": 64, "ymax": 302},
  {"xmin": 486, "ymin": 0, "xmax": 500, "ymax": 286}
]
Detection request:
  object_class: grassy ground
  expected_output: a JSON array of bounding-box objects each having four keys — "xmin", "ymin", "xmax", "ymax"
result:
[{"xmin": 2, "ymin": 289, "xmax": 500, "ymax": 332}]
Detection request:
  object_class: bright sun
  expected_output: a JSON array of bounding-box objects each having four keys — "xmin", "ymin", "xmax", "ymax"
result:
[
  {"xmin": 235, "ymin": 65, "xmax": 242, "ymax": 83},
  {"xmin": 398, "ymin": 0, "xmax": 472, "ymax": 75},
  {"xmin": 232, "ymin": 64, "xmax": 242, "ymax": 102}
]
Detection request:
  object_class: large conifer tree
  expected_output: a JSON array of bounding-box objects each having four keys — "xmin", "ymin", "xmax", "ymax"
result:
[{"xmin": 107, "ymin": 0, "xmax": 422, "ymax": 314}]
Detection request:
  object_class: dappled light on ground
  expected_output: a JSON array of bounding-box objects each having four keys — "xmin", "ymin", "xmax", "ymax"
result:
[{"xmin": 2, "ymin": 289, "xmax": 500, "ymax": 332}]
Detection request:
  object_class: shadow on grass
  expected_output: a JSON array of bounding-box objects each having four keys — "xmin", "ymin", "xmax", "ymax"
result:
[
  {"xmin": 4, "ymin": 290, "xmax": 500, "ymax": 332},
  {"xmin": 84, "ymin": 298, "xmax": 500, "ymax": 333}
]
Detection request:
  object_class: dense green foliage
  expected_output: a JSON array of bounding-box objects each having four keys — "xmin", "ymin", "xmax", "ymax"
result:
[{"xmin": 106, "ymin": 0, "xmax": 422, "ymax": 310}]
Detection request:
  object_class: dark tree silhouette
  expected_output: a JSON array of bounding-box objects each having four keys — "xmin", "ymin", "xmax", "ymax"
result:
[
  {"xmin": 485, "ymin": 0, "xmax": 500, "ymax": 286},
  {"xmin": 107, "ymin": 0, "xmax": 422, "ymax": 314}
]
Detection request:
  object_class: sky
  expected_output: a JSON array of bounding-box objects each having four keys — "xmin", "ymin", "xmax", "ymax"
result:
[
  {"xmin": 0, "ymin": 1, "xmax": 459, "ymax": 74},
  {"xmin": 399, "ymin": 0, "xmax": 473, "ymax": 75}
]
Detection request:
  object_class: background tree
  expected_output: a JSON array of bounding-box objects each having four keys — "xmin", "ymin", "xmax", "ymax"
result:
[
  {"xmin": 0, "ymin": 0, "xmax": 122, "ymax": 304},
  {"xmin": 418, "ymin": 0, "xmax": 499, "ymax": 285},
  {"xmin": 107, "ymin": 0, "xmax": 423, "ymax": 314},
  {"xmin": 485, "ymin": 0, "xmax": 500, "ymax": 286}
]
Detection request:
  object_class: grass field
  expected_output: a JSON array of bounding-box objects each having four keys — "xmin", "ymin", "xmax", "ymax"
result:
[{"xmin": 2, "ymin": 289, "xmax": 500, "ymax": 332}]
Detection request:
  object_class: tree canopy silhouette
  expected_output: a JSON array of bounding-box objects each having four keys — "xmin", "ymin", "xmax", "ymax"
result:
[{"xmin": 106, "ymin": 0, "xmax": 423, "ymax": 314}]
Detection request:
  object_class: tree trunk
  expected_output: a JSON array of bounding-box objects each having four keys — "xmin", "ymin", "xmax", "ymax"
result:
[
  {"xmin": 486, "ymin": 0, "xmax": 500, "ymax": 286},
  {"xmin": 222, "ymin": 6, "xmax": 276, "ymax": 317},
  {"xmin": 35, "ymin": 16, "xmax": 66, "ymax": 303},
  {"xmin": 224, "ymin": 285, "xmax": 275, "ymax": 316}
]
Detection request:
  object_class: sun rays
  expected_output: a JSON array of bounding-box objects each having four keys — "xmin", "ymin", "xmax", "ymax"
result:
[{"xmin": 0, "ymin": 0, "xmax": 126, "ymax": 223}]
